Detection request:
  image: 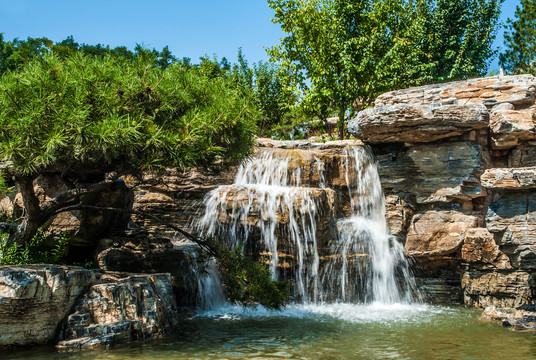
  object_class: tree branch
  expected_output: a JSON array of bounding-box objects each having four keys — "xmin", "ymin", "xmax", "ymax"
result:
[
  {"xmin": 40, "ymin": 174, "xmax": 120, "ymax": 217},
  {"xmin": 50, "ymin": 204, "xmax": 218, "ymax": 257}
]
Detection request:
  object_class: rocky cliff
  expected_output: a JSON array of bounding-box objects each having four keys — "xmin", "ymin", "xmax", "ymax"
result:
[{"xmin": 349, "ymin": 74, "xmax": 536, "ymax": 307}]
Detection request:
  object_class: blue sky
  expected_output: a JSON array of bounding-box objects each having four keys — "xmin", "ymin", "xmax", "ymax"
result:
[{"xmin": 0, "ymin": 0, "xmax": 523, "ymax": 71}]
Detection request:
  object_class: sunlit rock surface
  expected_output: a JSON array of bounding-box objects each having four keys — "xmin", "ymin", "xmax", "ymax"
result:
[
  {"xmin": 374, "ymin": 141, "xmax": 488, "ymax": 204},
  {"xmin": 489, "ymin": 107, "xmax": 536, "ymax": 149},
  {"xmin": 406, "ymin": 210, "xmax": 479, "ymax": 258},
  {"xmin": 481, "ymin": 167, "xmax": 536, "ymax": 189},
  {"xmin": 349, "ymin": 103, "xmax": 488, "ymax": 144},
  {"xmin": 374, "ymin": 75, "xmax": 536, "ymax": 108},
  {"xmin": 56, "ymin": 272, "xmax": 178, "ymax": 350},
  {"xmin": 0, "ymin": 265, "xmax": 95, "ymax": 349}
]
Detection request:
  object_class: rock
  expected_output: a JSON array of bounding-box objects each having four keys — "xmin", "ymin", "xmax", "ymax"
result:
[
  {"xmin": 97, "ymin": 235, "xmax": 196, "ymax": 307},
  {"xmin": 414, "ymin": 277, "xmax": 463, "ymax": 304},
  {"xmin": 209, "ymin": 185, "xmax": 336, "ymax": 252},
  {"xmin": 56, "ymin": 272, "xmax": 179, "ymax": 349},
  {"xmin": 0, "ymin": 190, "xmax": 18, "ymax": 220},
  {"xmin": 489, "ymin": 108, "xmax": 536, "ymax": 149},
  {"xmin": 486, "ymin": 192, "xmax": 536, "ymax": 269},
  {"xmin": 509, "ymin": 147, "xmax": 536, "ymax": 167},
  {"xmin": 375, "ymin": 75, "xmax": 536, "ymax": 108},
  {"xmin": 462, "ymin": 270, "xmax": 534, "ymax": 308},
  {"xmin": 406, "ymin": 210, "xmax": 479, "ymax": 258},
  {"xmin": 375, "ymin": 142, "xmax": 487, "ymax": 203},
  {"xmin": 0, "ymin": 265, "xmax": 95, "ymax": 349},
  {"xmin": 128, "ymin": 167, "xmax": 238, "ymax": 240},
  {"xmin": 461, "ymin": 228, "xmax": 511, "ymax": 269},
  {"xmin": 482, "ymin": 305, "xmax": 536, "ymax": 331},
  {"xmin": 481, "ymin": 167, "xmax": 536, "ymax": 189},
  {"xmin": 348, "ymin": 103, "xmax": 488, "ymax": 144},
  {"xmin": 74, "ymin": 179, "xmax": 134, "ymax": 245},
  {"xmin": 491, "ymin": 103, "xmax": 516, "ymax": 112},
  {"xmin": 385, "ymin": 195, "xmax": 414, "ymax": 240},
  {"xmin": 256, "ymin": 138, "xmax": 363, "ymax": 150}
]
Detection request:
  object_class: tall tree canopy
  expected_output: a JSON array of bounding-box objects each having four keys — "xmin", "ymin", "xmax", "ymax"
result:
[
  {"xmin": 499, "ymin": 0, "xmax": 536, "ymax": 75},
  {"xmin": 267, "ymin": 0, "xmax": 503, "ymax": 138},
  {"xmin": 419, "ymin": 0, "xmax": 503, "ymax": 82},
  {"xmin": 0, "ymin": 52, "xmax": 257, "ymax": 244}
]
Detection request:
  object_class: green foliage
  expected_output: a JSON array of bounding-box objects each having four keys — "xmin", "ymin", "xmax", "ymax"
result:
[
  {"xmin": 0, "ymin": 52, "xmax": 257, "ymax": 178},
  {"xmin": 267, "ymin": 0, "xmax": 503, "ymax": 137},
  {"xmin": 419, "ymin": 0, "xmax": 504, "ymax": 83},
  {"xmin": 499, "ymin": 0, "xmax": 536, "ymax": 75},
  {"xmin": 267, "ymin": 0, "xmax": 429, "ymax": 138},
  {"xmin": 210, "ymin": 240, "xmax": 289, "ymax": 309},
  {"xmin": 0, "ymin": 230, "xmax": 69, "ymax": 265},
  {"xmin": 0, "ymin": 174, "xmax": 7, "ymax": 197}
]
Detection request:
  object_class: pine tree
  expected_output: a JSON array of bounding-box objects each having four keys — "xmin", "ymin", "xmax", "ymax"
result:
[{"xmin": 499, "ymin": 0, "xmax": 536, "ymax": 74}]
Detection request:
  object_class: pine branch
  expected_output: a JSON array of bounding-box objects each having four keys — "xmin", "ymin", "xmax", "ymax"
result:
[{"xmin": 50, "ymin": 204, "xmax": 218, "ymax": 257}]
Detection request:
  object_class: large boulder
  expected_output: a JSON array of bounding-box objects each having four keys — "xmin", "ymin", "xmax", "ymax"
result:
[
  {"xmin": 406, "ymin": 210, "xmax": 480, "ymax": 258},
  {"xmin": 489, "ymin": 107, "xmax": 536, "ymax": 149},
  {"xmin": 348, "ymin": 103, "xmax": 488, "ymax": 144},
  {"xmin": 486, "ymin": 192, "xmax": 536, "ymax": 269},
  {"xmin": 56, "ymin": 272, "xmax": 179, "ymax": 350},
  {"xmin": 462, "ymin": 270, "xmax": 534, "ymax": 308},
  {"xmin": 97, "ymin": 235, "xmax": 197, "ymax": 307},
  {"xmin": 481, "ymin": 167, "xmax": 536, "ymax": 189},
  {"xmin": 0, "ymin": 265, "xmax": 95, "ymax": 349},
  {"xmin": 461, "ymin": 228, "xmax": 511, "ymax": 269}
]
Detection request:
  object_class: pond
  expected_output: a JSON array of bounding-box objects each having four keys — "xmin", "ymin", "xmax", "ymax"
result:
[{"xmin": 5, "ymin": 303, "xmax": 536, "ymax": 360}]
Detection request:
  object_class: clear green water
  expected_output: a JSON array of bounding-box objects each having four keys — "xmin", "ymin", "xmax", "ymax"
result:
[{"xmin": 5, "ymin": 303, "xmax": 536, "ymax": 360}]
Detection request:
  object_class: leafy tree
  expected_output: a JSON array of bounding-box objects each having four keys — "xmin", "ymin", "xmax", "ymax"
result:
[
  {"xmin": 0, "ymin": 34, "xmax": 53, "ymax": 74},
  {"xmin": 499, "ymin": 0, "xmax": 536, "ymax": 74},
  {"xmin": 267, "ymin": 0, "xmax": 426, "ymax": 139},
  {"xmin": 267, "ymin": 0, "xmax": 503, "ymax": 138},
  {"xmin": 420, "ymin": 0, "xmax": 504, "ymax": 82},
  {"xmin": 0, "ymin": 52, "xmax": 257, "ymax": 245}
]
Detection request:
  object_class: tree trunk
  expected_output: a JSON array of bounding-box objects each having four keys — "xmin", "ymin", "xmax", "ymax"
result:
[
  {"xmin": 11, "ymin": 176, "xmax": 42, "ymax": 245},
  {"xmin": 7, "ymin": 175, "xmax": 118, "ymax": 247},
  {"xmin": 338, "ymin": 113, "xmax": 345, "ymax": 140}
]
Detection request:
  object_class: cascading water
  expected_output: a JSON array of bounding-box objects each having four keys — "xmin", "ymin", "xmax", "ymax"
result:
[
  {"xmin": 196, "ymin": 145, "xmax": 417, "ymax": 307},
  {"xmin": 332, "ymin": 148, "xmax": 416, "ymax": 304}
]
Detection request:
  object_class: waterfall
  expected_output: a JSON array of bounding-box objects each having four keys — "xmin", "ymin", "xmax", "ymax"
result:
[{"xmin": 197, "ymin": 145, "xmax": 416, "ymax": 306}]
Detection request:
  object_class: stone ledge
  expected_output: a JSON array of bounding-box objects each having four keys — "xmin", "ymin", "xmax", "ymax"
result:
[
  {"xmin": 348, "ymin": 103, "xmax": 488, "ymax": 144},
  {"xmin": 489, "ymin": 108, "xmax": 536, "ymax": 149},
  {"xmin": 481, "ymin": 167, "xmax": 536, "ymax": 189},
  {"xmin": 375, "ymin": 75, "xmax": 536, "ymax": 108}
]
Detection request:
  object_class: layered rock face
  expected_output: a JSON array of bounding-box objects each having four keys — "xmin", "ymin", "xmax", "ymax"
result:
[
  {"xmin": 0, "ymin": 265, "xmax": 94, "ymax": 349},
  {"xmin": 0, "ymin": 265, "xmax": 179, "ymax": 350},
  {"xmin": 349, "ymin": 74, "xmax": 536, "ymax": 306},
  {"xmin": 57, "ymin": 272, "xmax": 178, "ymax": 350}
]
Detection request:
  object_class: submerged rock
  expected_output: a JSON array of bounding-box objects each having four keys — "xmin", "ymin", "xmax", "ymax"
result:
[{"xmin": 482, "ymin": 305, "xmax": 536, "ymax": 331}]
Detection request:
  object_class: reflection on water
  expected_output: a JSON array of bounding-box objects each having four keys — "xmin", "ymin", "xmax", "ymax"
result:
[{"xmin": 5, "ymin": 304, "xmax": 536, "ymax": 360}]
